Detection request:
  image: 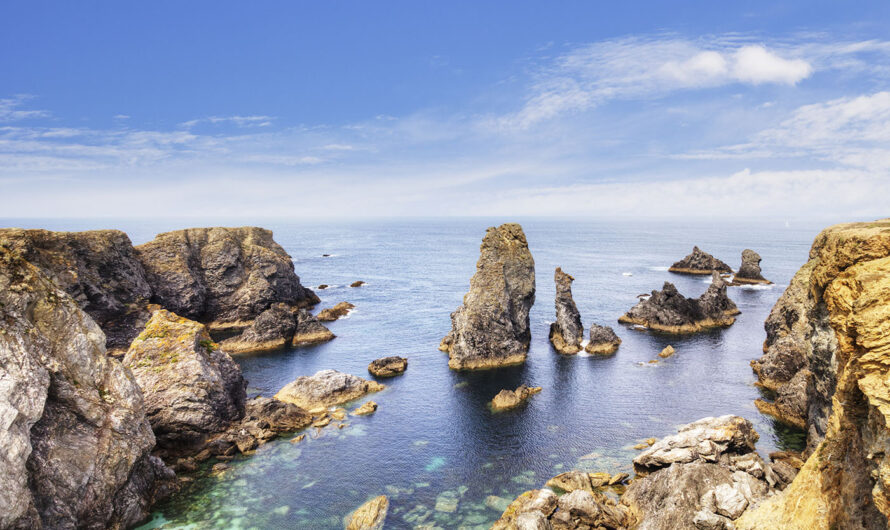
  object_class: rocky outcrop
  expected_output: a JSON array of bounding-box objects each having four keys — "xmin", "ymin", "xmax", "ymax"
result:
[
  {"xmin": 739, "ymin": 219, "xmax": 890, "ymax": 529},
  {"xmin": 669, "ymin": 246, "xmax": 733, "ymax": 275},
  {"xmin": 275, "ymin": 370, "xmax": 384, "ymax": 411},
  {"xmin": 619, "ymin": 273, "xmax": 740, "ymax": 333},
  {"xmin": 292, "ymin": 308, "xmax": 336, "ymax": 345},
  {"xmin": 490, "ymin": 385, "xmax": 542, "ymax": 411},
  {"xmin": 352, "ymin": 401, "xmax": 378, "ymax": 416},
  {"xmin": 317, "ymin": 301, "xmax": 355, "ymax": 321},
  {"xmin": 220, "ymin": 304, "xmax": 334, "ymax": 354},
  {"xmin": 585, "ymin": 324, "xmax": 621, "ymax": 355},
  {"xmin": 731, "ymin": 249, "xmax": 771, "ymax": 285},
  {"xmin": 658, "ymin": 345, "xmax": 675, "ymax": 358},
  {"xmin": 439, "ymin": 223, "xmax": 536, "ymax": 370},
  {"xmin": 368, "ymin": 356, "xmax": 408, "ymax": 377},
  {"xmin": 344, "ymin": 495, "xmax": 388, "ymax": 530},
  {"xmin": 135, "ymin": 226, "xmax": 319, "ymax": 331},
  {"xmin": 0, "ymin": 228, "xmax": 153, "ymax": 351},
  {"xmin": 350, "ymin": 280, "xmax": 366, "ymax": 288},
  {"xmin": 0, "ymin": 244, "xmax": 172, "ymax": 529},
  {"xmin": 549, "ymin": 267, "xmax": 584, "ymax": 354}
]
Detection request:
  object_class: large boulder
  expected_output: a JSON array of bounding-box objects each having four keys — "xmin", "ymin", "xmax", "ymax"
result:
[
  {"xmin": 731, "ymin": 249, "xmax": 771, "ymax": 285},
  {"xmin": 619, "ymin": 273, "xmax": 740, "ymax": 333},
  {"xmin": 135, "ymin": 226, "xmax": 319, "ymax": 331},
  {"xmin": 585, "ymin": 324, "xmax": 622, "ymax": 355},
  {"xmin": 490, "ymin": 385, "xmax": 542, "ymax": 411},
  {"xmin": 368, "ymin": 356, "xmax": 408, "ymax": 377},
  {"xmin": 669, "ymin": 246, "xmax": 732, "ymax": 275},
  {"xmin": 0, "ymin": 228, "xmax": 152, "ymax": 351},
  {"xmin": 549, "ymin": 267, "xmax": 584, "ymax": 354},
  {"xmin": 344, "ymin": 495, "xmax": 389, "ymax": 530},
  {"xmin": 274, "ymin": 370, "xmax": 384, "ymax": 411},
  {"xmin": 317, "ymin": 301, "xmax": 355, "ymax": 321},
  {"xmin": 439, "ymin": 223, "xmax": 536, "ymax": 370},
  {"xmin": 0, "ymin": 244, "xmax": 171, "ymax": 529}
]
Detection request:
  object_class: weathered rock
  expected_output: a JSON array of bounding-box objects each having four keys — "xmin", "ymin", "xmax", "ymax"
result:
[
  {"xmin": 275, "ymin": 369, "xmax": 384, "ymax": 410},
  {"xmin": 545, "ymin": 471, "xmax": 593, "ymax": 493},
  {"xmin": 549, "ymin": 267, "xmax": 584, "ymax": 354},
  {"xmin": 658, "ymin": 345, "xmax": 675, "ymax": 359},
  {"xmin": 292, "ymin": 308, "xmax": 336, "ymax": 345},
  {"xmin": 352, "ymin": 401, "xmax": 378, "ymax": 416},
  {"xmin": 669, "ymin": 246, "xmax": 732, "ymax": 275},
  {"xmin": 350, "ymin": 280, "xmax": 366, "ymax": 288},
  {"xmin": 584, "ymin": 324, "xmax": 621, "ymax": 355},
  {"xmin": 731, "ymin": 249, "xmax": 771, "ymax": 285},
  {"xmin": 619, "ymin": 273, "xmax": 740, "ymax": 333},
  {"xmin": 491, "ymin": 385, "xmax": 542, "ymax": 411},
  {"xmin": 0, "ymin": 244, "xmax": 172, "ymax": 529},
  {"xmin": 368, "ymin": 356, "xmax": 408, "ymax": 377},
  {"xmin": 317, "ymin": 301, "xmax": 355, "ymax": 321},
  {"xmin": 556, "ymin": 489, "xmax": 634, "ymax": 528},
  {"xmin": 0, "ymin": 228, "xmax": 153, "ymax": 351},
  {"xmin": 135, "ymin": 226, "xmax": 319, "ymax": 330},
  {"xmin": 440, "ymin": 223, "xmax": 536, "ymax": 370},
  {"xmin": 344, "ymin": 495, "xmax": 388, "ymax": 530},
  {"xmin": 123, "ymin": 309, "xmax": 246, "ymax": 452},
  {"xmin": 492, "ymin": 489, "xmax": 558, "ymax": 530},
  {"xmin": 220, "ymin": 303, "xmax": 298, "ymax": 353}
]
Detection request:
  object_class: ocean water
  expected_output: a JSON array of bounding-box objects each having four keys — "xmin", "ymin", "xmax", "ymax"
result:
[{"xmin": 2, "ymin": 217, "xmax": 824, "ymax": 529}]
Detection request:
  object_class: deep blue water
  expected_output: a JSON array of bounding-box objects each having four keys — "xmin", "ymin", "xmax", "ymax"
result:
[{"xmin": 2, "ymin": 218, "xmax": 824, "ymax": 529}]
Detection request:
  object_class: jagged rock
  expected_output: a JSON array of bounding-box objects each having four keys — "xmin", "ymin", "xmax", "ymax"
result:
[
  {"xmin": 220, "ymin": 304, "xmax": 334, "ymax": 354},
  {"xmin": 584, "ymin": 324, "xmax": 621, "ymax": 355},
  {"xmin": 0, "ymin": 228, "xmax": 153, "ymax": 351},
  {"xmin": 556, "ymin": 489, "xmax": 634, "ymax": 528},
  {"xmin": 123, "ymin": 309, "xmax": 246, "ymax": 453},
  {"xmin": 344, "ymin": 495, "xmax": 388, "ymax": 530},
  {"xmin": 545, "ymin": 471, "xmax": 593, "ymax": 493},
  {"xmin": 669, "ymin": 246, "xmax": 732, "ymax": 275},
  {"xmin": 352, "ymin": 401, "xmax": 378, "ymax": 416},
  {"xmin": 492, "ymin": 489, "xmax": 558, "ymax": 530},
  {"xmin": 619, "ymin": 273, "xmax": 740, "ymax": 333},
  {"xmin": 0, "ymin": 244, "xmax": 172, "ymax": 529},
  {"xmin": 658, "ymin": 345, "xmax": 675, "ymax": 358},
  {"xmin": 317, "ymin": 301, "xmax": 355, "ymax": 321},
  {"xmin": 731, "ymin": 249, "xmax": 771, "ymax": 285},
  {"xmin": 549, "ymin": 267, "xmax": 584, "ymax": 354},
  {"xmin": 491, "ymin": 385, "xmax": 542, "ymax": 411},
  {"xmin": 368, "ymin": 356, "xmax": 408, "ymax": 377},
  {"xmin": 440, "ymin": 223, "xmax": 536, "ymax": 370},
  {"xmin": 293, "ymin": 308, "xmax": 336, "ymax": 345},
  {"xmin": 135, "ymin": 226, "xmax": 319, "ymax": 331},
  {"xmin": 275, "ymin": 370, "xmax": 384, "ymax": 410}
]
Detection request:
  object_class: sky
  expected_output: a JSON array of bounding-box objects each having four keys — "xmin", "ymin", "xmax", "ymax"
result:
[{"xmin": 1, "ymin": 1, "xmax": 889, "ymax": 219}]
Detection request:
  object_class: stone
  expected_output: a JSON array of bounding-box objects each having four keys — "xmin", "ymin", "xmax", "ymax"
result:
[
  {"xmin": 318, "ymin": 284, "xmax": 329, "ymax": 290},
  {"xmin": 608, "ymin": 472, "xmax": 630, "ymax": 485},
  {"xmin": 440, "ymin": 223, "xmax": 536, "ymax": 370},
  {"xmin": 618, "ymin": 273, "xmax": 740, "ymax": 333},
  {"xmin": 549, "ymin": 267, "xmax": 584, "ymax": 354},
  {"xmin": 275, "ymin": 370, "xmax": 385, "ymax": 410},
  {"xmin": 545, "ymin": 471, "xmax": 593, "ymax": 493},
  {"xmin": 491, "ymin": 489, "xmax": 558, "ymax": 530},
  {"xmin": 368, "ymin": 356, "xmax": 408, "ymax": 377},
  {"xmin": 490, "ymin": 385, "xmax": 542, "ymax": 411},
  {"xmin": 555, "ymin": 489, "xmax": 633, "ymax": 528},
  {"xmin": 435, "ymin": 490, "xmax": 460, "ymax": 513},
  {"xmin": 350, "ymin": 280, "xmax": 366, "ymax": 288},
  {"xmin": 237, "ymin": 397, "xmax": 312, "ymax": 438},
  {"xmin": 292, "ymin": 308, "xmax": 337, "ymax": 345},
  {"xmin": 669, "ymin": 246, "xmax": 733, "ymax": 275},
  {"xmin": 352, "ymin": 401, "xmax": 379, "ymax": 416},
  {"xmin": 220, "ymin": 302, "xmax": 297, "ymax": 353},
  {"xmin": 731, "ymin": 249, "xmax": 771, "ymax": 285},
  {"xmin": 658, "ymin": 345, "xmax": 675, "ymax": 358},
  {"xmin": 344, "ymin": 495, "xmax": 388, "ymax": 530},
  {"xmin": 317, "ymin": 301, "xmax": 355, "ymax": 321},
  {"xmin": 584, "ymin": 324, "xmax": 621, "ymax": 355}
]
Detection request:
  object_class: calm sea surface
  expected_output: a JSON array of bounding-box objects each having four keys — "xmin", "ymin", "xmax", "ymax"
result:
[{"xmin": 2, "ymin": 217, "xmax": 828, "ymax": 529}]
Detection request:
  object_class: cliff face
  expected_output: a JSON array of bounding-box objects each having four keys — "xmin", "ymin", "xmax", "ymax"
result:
[
  {"xmin": 740, "ymin": 219, "xmax": 890, "ymax": 529},
  {"xmin": 0, "ymin": 245, "xmax": 170, "ymax": 529},
  {"xmin": 440, "ymin": 223, "xmax": 536, "ymax": 370}
]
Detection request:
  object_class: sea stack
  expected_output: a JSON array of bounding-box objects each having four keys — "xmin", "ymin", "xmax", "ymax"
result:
[
  {"xmin": 731, "ymin": 249, "xmax": 772, "ymax": 285},
  {"xmin": 619, "ymin": 272, "xmax": 740, "ymax": 333},
  {"xmin": 439, "ymin": 223, "xmax": 536, "ymax": 370},
  {"xmin": 669, "ymin": 246, "xmax": 732, "ymax": 275},
  {"xmin": 585, "ymin": 324, "xmax": 622, "ymax": 355},
  {"xmin": 549, "ymin": 267, "xmax": 584, "ymax": 354}
]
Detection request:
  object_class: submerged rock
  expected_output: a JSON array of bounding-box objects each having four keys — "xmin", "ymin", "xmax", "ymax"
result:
[
  {"xmin": 275, "ymin": 369, "xmax": 385, "ymax": 410},
  {"xmin": 368, "ymin": 356, "xmax": 408, "ymax": 377},
  {"xmin": 584, "ymin": 324, "xmax": 622, "ymax": 355},
  {"xmin": 669, "ymin": 246, "xmax": 733, "ymax": 275},
  {"xmin": 491, "ymin": 385, "xmax": 542, "ymax": 411},
  {"xmin": 344, "ymin": 495, "xmax": 388, "ymax": 530},
  {"xmin": 731, "ymin": 249, "xmax": 771, "ymax": 285},
  {"xmin": 440, "ymin": 223, "xmax": 536, "ymax": 370},
  {"xmin": 317, "ymin": 301, "xmax": 355, "ymax": 321},
  {"xmin": 549, "ymin": 267, "xmax": 584, "ymax": 354},
  {"xmin": 618, "ymin": 273, "xmax": 740, "ymax": 333}
]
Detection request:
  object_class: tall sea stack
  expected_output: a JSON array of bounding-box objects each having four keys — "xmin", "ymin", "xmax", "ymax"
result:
[
  {"xmin": 439, "ymin": 223, "xmax": 536, "ymax": 370},
  {"xmin": 549, "ymin": 267, "xmax": 584, "ymax": 354}
]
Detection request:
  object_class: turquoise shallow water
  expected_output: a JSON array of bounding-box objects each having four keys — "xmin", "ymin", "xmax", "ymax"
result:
[{"xmin": 2, "ymin": 217, "xmax": 823, "ymax": 529}]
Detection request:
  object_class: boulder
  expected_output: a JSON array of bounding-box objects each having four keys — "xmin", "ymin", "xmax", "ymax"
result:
[
  {"xmin": 585, "ymin": 324, "xmax": 622, "ymax": 355},
  {"xmin": 440, "ymin": 223, "xmax": 536, "ymax": 370},
  {"xmin": 669, "ymin": 246, "xmax": 732, "ymax": 275},
  {"xmin": 545, "ymin": 471, "xmax": 593, "ymax": 493},
  {"xmin": 368, "ymin": 356, "xmax": 408, "ymax": 377},
  {"xmin": 731, "ymin": 249, "xmax": 771, "ymax": 285},
  {"xmin": 352, "ymin": 401, "xmax": 378, "ymax": 416},
  {"xmin": 221, "ymin": 304, "xmax": 334, "ymax": 354},
  {"xmin": 350, "ymin": 280, "xmax": 366, "ymax": 288},
  {"xmin": 549, "ymin": 267, "xmax": 584, "ymax": 354},
  {"xmin": 275, "ymin": 370, "xmax": 384, "ymax": 410},
  {"xmin": 658, "ymin": 345, "xmax": 675, "ymax": 358},
  {"xmin": 618, "ymin": 273, "xmax": 740, "ymax": 333},
  {"xmin": 317, "ymin": 301, "xmax": 355, "ymax": 321},
  {"xmin": 344, "ymin": 495, "xmax": 388, "ymax": 530},
  {"xmin": 491, "ymin": 385, "xmax": 542, "ymax": 411},
  {"xmin": 292, "ymin": 308, "xmax": 336, "ymax": 345}
]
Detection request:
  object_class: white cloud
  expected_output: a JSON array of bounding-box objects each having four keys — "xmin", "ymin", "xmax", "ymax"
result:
[
  {"xmin": 179, "ymin": 115, "xmax": 274, "ymax": 128},
  {"xmin": 732, "ymin": 45, "xmax": 812, "ymax": 85},
  {"xmin": 0, "ymin": 96, "xmax": 50, "ymax": 122}
]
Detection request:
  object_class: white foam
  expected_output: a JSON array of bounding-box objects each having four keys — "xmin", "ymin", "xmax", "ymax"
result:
[
  {"xmin": 622, "ymin": 272, "xmax": 633, "ymax": 276},
  {"xmin": 649, "ymin": 266, "xmax": 670, "ymax": 272}
]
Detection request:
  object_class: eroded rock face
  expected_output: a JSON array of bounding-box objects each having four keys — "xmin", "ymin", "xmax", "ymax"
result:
[
  {"xmin": 490, "ymin": 385, "xmax": 542, "ymax": 411},
  {"xmin": 0, "ymin": 245, "xmax": 171, "ymax": 529},
  {"xmin": 669, "ymin": 246, "xmax": 732, "ymax": 275},
  {"xmin": 585, "ymin": 324, "xmax": 621, "ymax": 355},
  {"xmin": 275, "ymin": 369, "xmax": 384, "ymax": 411},
  {"xmin": 731, "ymin": 249, "xmax": 771, "ymax": 285},
  {"xmin": 440, "ymin": 223, "xmax": 536, "ymax": 370},
  {"xmin": 0, "ymin": 228, "xmax": 153, "ymax": 351},
  {"xmin": 619, "ymin": 273, "xmax": 740, "ymax": 333},
  {"xmin": 292, "ymin": 308, "xmax": 336, "ymax": 345},
  {"xmin": 220, "ymin": 304, "xmax": 334, "ymax": 354},
  {"xmin": 344, "ymin": 495, "xmax": 388, "ymax": 530},
  {"xmin": 135, "ymin": 226, "xmax": 319, "ymax": 330},
  {"xmin": 549, "ymin": 267, "xmax": 584, "ymax": 354},
  {"xmin": 317, "ymin": 301, "xmax": 355, "ymax": 321},
  {"xmin": 368, "ymin": 356, "xmax": 407, "ymax": 377}
]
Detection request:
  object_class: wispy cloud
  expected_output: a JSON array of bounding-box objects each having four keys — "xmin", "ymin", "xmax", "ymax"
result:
[
  {"xmin": 0, "ymin": 96, "xmax": 51, "ymax": 122},
  {"xmin": 179, "ymin": 115, "xmax": 275, "ymax": 128}
]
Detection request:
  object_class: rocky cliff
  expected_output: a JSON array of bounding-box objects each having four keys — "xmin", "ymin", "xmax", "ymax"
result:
[
  {"xmin": 439, "ymin": 223, "xmax": 536, "ymax": 370},
  {"xmin": 739, "ymin": 219, "xmax": 890, "ymax": 529},
  {"xmin": 669, "ymin": 246, "xmax": 733, "ymax": 275},
  {"xmin": 549, "ymin": 267, "xmax": 584, "ymax": 354},
  {"xmin": 619, "ymin": 273, "xmax": 740, "ymax": 333}
]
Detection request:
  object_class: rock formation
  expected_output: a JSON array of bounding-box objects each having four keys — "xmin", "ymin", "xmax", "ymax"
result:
[
  {"xmin": 440, "ymin": 223, "xmax": 536, "ymax": 370},
  {"xmin": 352, "ymin": 401, "xmax": 378, "ymax": 416},
  {"xmin": 220, "ymin": 304, "xmax": 334, "ymax": 354},
  {"xmin": 490, "ymin": 385, "xmax": 542, "ymax": 411},
  {"xmin": 585, "ymin": 324, "xmax": 622, "ymax": 355},
  {"xmin": 292, "ymin": 308, "xmax": 336, "ymax": 345},
  {"xmin": 368, "ymin": 356, "xmax": 408, "ymax": 377},
  {"xmin": 549, "ymin": 267, "xmax": 584, "ymax": 354},
  {"xmin": 740, "ymin": 219, "xmax": 890, "ymax": 529},
  {"xmin": 344, "ymin": 495, "xmax": 388, "ymax": 530},
  {"xmin": 669, "ymin": 246, "xmax": 733, "ymax": 275},
  {"xmin": 0, "ymin": 228, "xmax": 153, "ymax": 351},
  {"xmin": 658, "ymin": 345, "xmax": 675, "ymax": 358},
  {"xmin": 619, "ymin": 273, "xmax": 740, "ymax": 333},
  {"xmin": 317, "ymin": 301, "xmax": 355, "ymax": 321},
  {"xmin": 135, "ymin": 226, "xmax": 319, "ymax": 331},
  {"xmin": 275, "ymin": 369, "xmax": 384, "ymax": 411},
  {"xmin": 0, "ymin": 244, "xmax": 172, "ymax": 529},
  {"xmin": 350, "ymin": 280, "xmax": 366, "ymax": 288},
  {"xmin": 731, "ymin": 249, "xmax": 772, "ymax": 285}
]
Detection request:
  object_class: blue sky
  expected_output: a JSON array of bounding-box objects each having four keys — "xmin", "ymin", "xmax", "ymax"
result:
[{"xmin": 2, "ymin": 1, "xmax": 889, "ymax": 218}]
